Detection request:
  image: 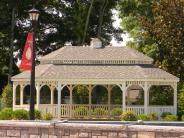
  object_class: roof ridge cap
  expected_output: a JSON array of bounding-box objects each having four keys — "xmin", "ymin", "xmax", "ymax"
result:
[
  {"xmin": 40, "ymin": 46, "xmax": 66, "ymax": 60},
  {"xmin": 126, "ymin": 47, "xmax": 153, "ymax": 61},
  {"xmin": 136, "ymin": 65, "xmax": 149, "ymax": 78}
]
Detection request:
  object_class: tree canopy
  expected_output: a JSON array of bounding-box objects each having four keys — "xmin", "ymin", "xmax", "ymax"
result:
[
  {"xmin": 0, "ymin": 0, "xmax": 119, "ymax": 88},
  {"xmin": 118, "ymin": 0, "xmax": 184, "ymax": 80}
]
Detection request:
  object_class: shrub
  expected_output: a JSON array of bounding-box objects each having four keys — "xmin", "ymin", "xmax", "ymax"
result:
[
  {"xmin": 161, "ymin": 112, "xmax": 172, "ymax": 119},
  {"xmin": 2, "ymin": 84, "xmax": 13, "ymax": 108},
  {"xmin": 35, "ymin": 110, "xmax": 42, "ymax": 120},
  {"xmin": 121, "ymin": 111, "xmax": 137, "ymax": 121},
  {"xmin": 74, "ymin": 107, "xmax": 88, "ymax": 117},
  {"xmin": 13, "ymin": 109, "xmax": 28, "ymax": 120},
  {"xmin": 93, "ymin": 108, "xmax": 108, "ymax": 117},
  {"xmin": 0, "ymin": 98, "xmax": 3, "ymax": 110},
  {"xmin": 177, "ymin": 110, "xmax": 184, "ymax": 121},
  {"xmin": 0, "ymin": 108, "xmax": 13, "ymax": 120},
  {"xmin": 164, "ymin": 115, "xmax": 177, "ymax": 121},
  {"xmin": 42, "ymin": 112, "xmax": 53, "ymax": 120},
  {"xmin": 181, "ymin": 115, "xmax": 184, "ymax": 121},
  {"xmin": 148, "ymin": 112, "xmax": 158, "ymax": 121},
  {"xmin": 138, "ymin": 114, "xmax": 150, "ymax": 121},
  {"xmin": 111, "ymin": 108, "xmax": 122, "ymax": 117}
]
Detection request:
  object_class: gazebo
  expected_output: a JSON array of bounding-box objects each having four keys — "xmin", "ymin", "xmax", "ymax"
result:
[{"xmin": 12, "ymin": 40, "xmax": 179, "ymax": 119}]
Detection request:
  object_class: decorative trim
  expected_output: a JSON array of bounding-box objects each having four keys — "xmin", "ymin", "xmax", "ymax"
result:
[{"xmin": 40, "ymin": 59, "xmax": 152, "ymax": 65}]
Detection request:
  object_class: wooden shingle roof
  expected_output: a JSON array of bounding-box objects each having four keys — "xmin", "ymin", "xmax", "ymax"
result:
[
  {"xmin": 40, "ymin": 46, "xmax": 153, "ymax": 64},
  {"xmin": 12, "ymin": 64, "xmax": 179, "ymax": 81}
]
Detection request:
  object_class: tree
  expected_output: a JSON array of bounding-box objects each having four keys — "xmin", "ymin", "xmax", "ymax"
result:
[
  {"xmin": 118, "ymin": 0, "xmax": 184, "ymax": 80},
  {"xmin": 1, "ymin": 84, "xmax": 13, "ymax": 108},
  {"xmin": 82, "ymin": 0, "xmax": 95, "ymax": 44},
  {"xmin": 0, "ymin": 0, "xmax": 119, "ymax": 76},
  {"xmin": 178, "ymin": 83, "xmax": 184, "ymax": 113},
  {"xmin": 118, "ymin": 0, "xmax": 184, "ymax": 110},
  {"xmin": 73, "ymin": 85, "xmax": 89, "ymax": 104}
]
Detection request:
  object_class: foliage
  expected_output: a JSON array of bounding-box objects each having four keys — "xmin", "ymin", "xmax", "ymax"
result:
[
  {"xmin": 73, "ymin": 85, "xmax": 89, "ymax": 104},
  {"xmin": 0, "ymin": 98, "xmax": 3, "ymax": 110},
  {"xmin": 161, "ymin": 112, "xmax": 172, "ymax": 119},
  {"xmin": 118, "ymin": 0, "xmax": 184, "ymax": 81},
  {"xmin": 0, "ymin": 108, "xmax": 13, "ymax": 120},
  {"xmin": 35, "ymin": 110, "xmax": 42, "ymax": 120},
  {"xmin": 148, "ymin": 113, "xmax": 158, "ymax": 121},
  {"xmin": 121, "ymin": 111, "xmax": 137, "ymax": 121},
  {"xmin": 137, "ymin": 114, "xmax": 150, "ymax": 121},
  {"xmin": 42, "ymin": 112, "xmax": 53, "ymax": 120},
  {"xmin": 40, "ymin": 85, "xmax": 51, "ymax": 104},
  {"xmin": 73, "ymin": 107, "xmax": 89, "ymax": 117},
  {"xmin": 177, "ymin": 110, "xmax": 184, "ymax": 121},
  {"xmin": 149, "ymin": 86, "xmax": 173, "ymax": 105},
  {"xmin": 164, "ymin": 115, "xmax": 178, "ymax": 121},
  {"xmin": 13, "ymin": 109, "xmax": 28, "ymax": 120},
  {"xmin": 92, "ymin": 85, "xmax": 108, "ymax": 104},
  {"xmin": 111, "ymin": 108, "xmax": 122, "ymax": 117},
  {"xmin": 181, "ymin": 115, "xmax": 184, "ymax": 121},
  {"xmin": 1, "ymin": 84, "xmax": 13, "ymax": 108},
  {"xmin": 178, "ymin": 83, "xmax": 184, "ymax": 114},
  {"xmin": 93, "ymin": 108, "xmax": 108, "ymax": 117},
  {"xmin": 111, "ymin": 86, "xmax": 122, "ymax": 104},
  {"xmin": 118, "ymin": 0, "xmax": 184, "ymax": 111}
]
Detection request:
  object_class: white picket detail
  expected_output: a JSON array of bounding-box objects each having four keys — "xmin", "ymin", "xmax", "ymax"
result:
[
  {"xmin": 39, "ymin": 104, "xmax": 58, "ymax": 118},
  {"xmin": 15, "ymin": 104, "xmax": 176, "ymax": 119},
  {"xmin": 148, "ymin": 106, "xmax": 175, "ymax": 116},
  {"xmin": 125, "ymin": 106, "xmax": 144, "ymax": 115}
]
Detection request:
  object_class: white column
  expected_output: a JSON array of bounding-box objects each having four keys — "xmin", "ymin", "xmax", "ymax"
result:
[
  {"xmin": 173, "ymin": 84, "xmax": 177, "ymax": 115},
  {"xmin": 120, "ymin": 82, "xmax": 126, "ymax": 112},
  {"xmin": 107, "ymin": 85, "xmax": 111, "ymax": 118},
  {"xmin": 13, "ymin": 84, "xmax": 16, "ymax": 110},
  {"xmin": 51, "ymin": 88, "xmax": 54, "ymax": 104},
  {"xmin": 69, "ymin": 85, "xmax": 73, "ymax": 118},
  {"xmin": 57, "ymin": 84, "xmax": 62, "ymax": 119},
  {"xmin": 20, "ymin": 85, "xmax": 24, "ymax": 106},
  {"xmin": 144, "ymin": 82, "xmax": 148, "ymax": 114},
  {"xmin": 88, "ymin": 85, "xmax": 92, "ymax": 118},
  {"xmin": 36, "ymin": 84, "xmax": 40, "ymax": 109}
]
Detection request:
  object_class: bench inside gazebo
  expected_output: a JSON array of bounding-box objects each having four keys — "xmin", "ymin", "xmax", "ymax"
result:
[{"xmin": 12, "ymin": 39, "xmax": 179, "ymax": 119}]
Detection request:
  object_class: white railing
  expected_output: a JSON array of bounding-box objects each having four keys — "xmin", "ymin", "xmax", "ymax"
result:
[
  {"xmin": 14, "ymin": 105, "xmax": 29, "ymax": 111},
  {"xmin": 91, "ymin": 104, "xmax": 109, "ymax": 118},
  {"xmin": 148, "ymin": 106, "xmax": 175, "ymax": 116},
  {"xmin": 125, "ymin": 106, "xmax": 144, "ymax": 115},
  {"xmin": 39, "ymin": 104, "xmax": 58, "ymax": 118},
  {"xmin": 13, "ymin": 104, "xmax": 176, "ymax": 119},
  {"xmin": 72, "ymin": 104, "xmax": 90, "ymax": 118},
  {"xmin": 61, "ymin": 104, "xmax": 71, "ymax": 118}
]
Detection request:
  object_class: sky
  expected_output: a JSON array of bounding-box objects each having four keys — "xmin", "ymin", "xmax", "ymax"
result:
[{"xmin": 110, "ymin": 10, "xmax": 132, "ymax": 47}]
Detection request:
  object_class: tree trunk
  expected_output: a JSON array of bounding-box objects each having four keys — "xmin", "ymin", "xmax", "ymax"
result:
[
  {"xmin": 97, "ymin": 0, "xmax": 108, "ymax": 38},
  {"xmin": 82, "ymin": 0, "xmax": 95, "ymax": 44},
  {"xmin": 8, "ymin": 7, "xmax": 16, "ymax": 83}
]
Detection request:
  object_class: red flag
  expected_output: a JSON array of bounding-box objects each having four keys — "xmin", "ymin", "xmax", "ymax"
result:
[{"xmin": 19, "ymin": 32, "xmax": 33, "ymax": 70}]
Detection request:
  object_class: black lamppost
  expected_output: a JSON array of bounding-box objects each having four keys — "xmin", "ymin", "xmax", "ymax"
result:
[{"xmin": 28, "ymin": 7, "xmax": 40, "ymax": 120}]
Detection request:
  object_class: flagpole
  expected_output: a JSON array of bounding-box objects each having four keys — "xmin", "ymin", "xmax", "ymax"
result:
[{"xmin": 28, "ymin": 8, "xmax": 40, "ymax": 120}]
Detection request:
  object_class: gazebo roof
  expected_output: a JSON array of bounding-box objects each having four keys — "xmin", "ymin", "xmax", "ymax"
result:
[
  {"xmin": 40, "ymin": 46, "xmax": 153, "ymax": 65},
  {"xmin": 12, "ymin": 64, "xmax": 179, "ymax": 81},
  {"xmin": 12, "ymin": 46, "xmax": 179, "ymax": 82}
]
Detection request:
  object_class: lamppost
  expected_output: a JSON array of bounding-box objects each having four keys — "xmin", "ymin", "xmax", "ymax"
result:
[{"xmin": 28, "ymin": 7, "xmax": 40, "ymax": 120}]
